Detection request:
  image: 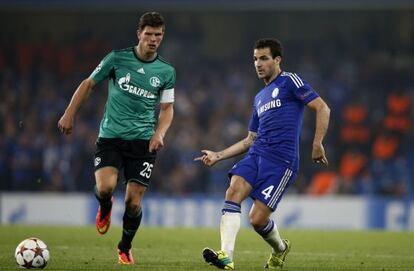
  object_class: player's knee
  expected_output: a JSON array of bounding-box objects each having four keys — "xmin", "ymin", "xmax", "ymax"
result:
[
  {"xmin": 249, "ymin": 213, "xmax": 267, "ymax": 229},
  {"xmin": 226, "ymin": 175, "xmax": 251, "ymax": 202},
  {"xmin": 125, "ymin": 198, "xmax": 140, "ymax": 214},
  {"xmin": 225, "ymin": 185, "xmax": 238, "ymax": 200},
  {"xmin": 95, "ymin": 180, "xmax": 116, "ymax": 196},
  {"xmin": 249, "ymin": 217, "xmax": 260, "ymax": 229},
  {"xmin": 96, "ymin": 184, "xmax": 114, "ymax": 198}
]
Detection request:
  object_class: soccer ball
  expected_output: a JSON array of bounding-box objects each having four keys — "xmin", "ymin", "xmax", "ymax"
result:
[{"xmin": 15, "ymin": 238, "xmax": 50, "ymax": 269}]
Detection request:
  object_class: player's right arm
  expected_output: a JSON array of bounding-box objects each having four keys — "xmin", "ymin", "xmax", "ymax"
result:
[
  {"xmin": 58, "ymin": 51, "xmax": 114, "ymax": 135},
  {"xmin": 58, "ymin": 78, "xmax": 96, "ymax": 135},
  {"xmin": 194, "ymin": 131, "xmax": 257, "ymax": 167}
]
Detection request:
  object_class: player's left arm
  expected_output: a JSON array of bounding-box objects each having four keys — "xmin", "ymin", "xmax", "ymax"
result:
[
  {"xmin": 307, "ymin": 97, "xmax": 330, "ymax": 165},
  {"xmin": 149, "ymin": 102, "xmax": 174, "ymax": 152},
  {"xmin": 150, "ymin": 67, "xmax": 175, "ymax": 153}
]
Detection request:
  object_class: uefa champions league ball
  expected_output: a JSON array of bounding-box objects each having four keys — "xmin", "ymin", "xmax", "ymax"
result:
[{"xmin": 15, "ymin": 238, "xmax": 50, "ymax": 269}]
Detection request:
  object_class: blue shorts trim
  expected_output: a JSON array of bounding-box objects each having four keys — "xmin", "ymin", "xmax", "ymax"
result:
[
  {"xmin": 267, "ymin": 168, "xmax": 293, "ymax": 209},
  {"xmin": 228, "ymin": 154, "xmax": 296, "ymax": 211}
]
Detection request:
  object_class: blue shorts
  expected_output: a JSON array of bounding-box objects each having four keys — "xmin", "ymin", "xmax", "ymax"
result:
[{"xmin": 228, "ymin": 153, "xmax": 296, "ymax": 211}]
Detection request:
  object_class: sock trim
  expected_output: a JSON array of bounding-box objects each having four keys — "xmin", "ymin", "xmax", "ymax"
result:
[
  {"xmin": 255, "ymin": 219, "xmax": 274, "ymax": 237},
  {"xmin": 125, "ymin": 207, "xmax": 142, "ymax": 218},
  {"xmin": 222, "ymin": 201, "xmax": 241, "ymax": 214},
  {"xmin": 94, "ymin": 185, "xmax": 112, "ymax": 202}
]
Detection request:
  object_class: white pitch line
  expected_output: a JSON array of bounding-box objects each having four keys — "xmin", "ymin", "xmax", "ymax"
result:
[{"xmin": 238, "ymin": 250, "xmax": 414, "ymax": 259}]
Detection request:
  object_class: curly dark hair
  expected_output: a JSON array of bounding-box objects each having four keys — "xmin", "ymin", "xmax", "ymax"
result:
[{"xmin": 254, "ymin": 38, "xmax": 283, "ymax": 58}]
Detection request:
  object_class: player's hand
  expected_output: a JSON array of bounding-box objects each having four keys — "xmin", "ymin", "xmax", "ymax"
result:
[
  {"xmin": 312, "ymin": 143, "xmax": 329, "ymax": 166},
  {"xmin": 149, "ymin": 132, "xmax": 164, "ymax": 152},
  {"xmin": 194, "ymin": 150, "xmax": 222, "ymax": 167},
  {"xmin": 58, "ymin": 113, "xmax": 74, "ymax": 135}
]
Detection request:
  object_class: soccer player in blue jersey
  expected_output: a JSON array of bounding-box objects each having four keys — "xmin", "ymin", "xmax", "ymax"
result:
[{"xmin": 195, "ymin": 38, "xmax": 330, "ymax": 270}]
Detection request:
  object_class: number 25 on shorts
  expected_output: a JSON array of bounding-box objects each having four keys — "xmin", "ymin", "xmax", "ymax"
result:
[{"xmin": 140, "ymin": 162, "xmax": 153, "ymax": 178}]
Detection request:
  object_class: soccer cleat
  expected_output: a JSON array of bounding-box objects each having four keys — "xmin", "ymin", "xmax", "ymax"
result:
[
  {"xmin": 202, "ymin": 247, "xmax": 234, "ymax": 270},
  {"xmin": 118, "ymin": 248, "xmax": 134, "ymax": 265},
  {"xmin": 95, "ymin": 196, "xmax": 114, "ymax": 235},
  {"xmin": 264, "ymin": 239, "xmax": 291, "ymax": 269}
]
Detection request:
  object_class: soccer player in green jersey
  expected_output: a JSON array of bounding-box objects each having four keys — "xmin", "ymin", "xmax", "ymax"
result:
[{"xmin": 58, "ymin": 12, "xmax": 176, "ymax": 265}]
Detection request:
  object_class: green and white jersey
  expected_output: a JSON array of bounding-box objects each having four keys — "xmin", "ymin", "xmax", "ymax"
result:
[{"xmin": 90, "ymin": 47, "xmax": 176, "ymax": 140}]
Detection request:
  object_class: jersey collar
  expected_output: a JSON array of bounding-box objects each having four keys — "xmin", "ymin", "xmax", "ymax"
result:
[{"xmin": 133, "ymin": 46, "xmax": 158, "ymax": 63}]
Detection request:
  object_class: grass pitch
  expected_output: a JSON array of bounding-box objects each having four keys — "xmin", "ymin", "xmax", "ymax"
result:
[{"xmin": 0, "ymin": 225, "xmax": 413, "ymax": 270}]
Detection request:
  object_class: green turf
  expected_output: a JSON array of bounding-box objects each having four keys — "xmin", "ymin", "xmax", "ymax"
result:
[{"xmin": 1, "ymin": 225, "xmax": 413, "ymax": 270}]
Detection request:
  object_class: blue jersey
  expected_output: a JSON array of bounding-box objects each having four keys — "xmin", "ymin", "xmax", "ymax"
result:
[{"xmin": 248, "ymin": 71, "xmax": 319, "ymax": 172}]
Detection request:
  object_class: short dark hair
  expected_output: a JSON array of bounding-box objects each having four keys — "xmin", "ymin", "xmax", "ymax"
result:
[
  {"xmin": 138, "ymin": 12, "xmax": 165, "ymax": 32},
  {"xmin": 254, "ymin": 38, "xmax": 283, "ymax": 58}
]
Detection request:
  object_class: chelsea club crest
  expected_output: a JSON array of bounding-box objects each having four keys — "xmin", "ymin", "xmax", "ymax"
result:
[{"xmin": 271, "ymin": 87, "xmax": 279, "ymax": 98}]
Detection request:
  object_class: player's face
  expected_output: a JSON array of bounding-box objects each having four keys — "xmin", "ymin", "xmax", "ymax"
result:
[
  {"xmin": 137, "ymin": 26, "xmax": 164, "ymax": 54},
  {"xmin": 254, "ymin": 48, "xmax": 280, "ymax": 80}
]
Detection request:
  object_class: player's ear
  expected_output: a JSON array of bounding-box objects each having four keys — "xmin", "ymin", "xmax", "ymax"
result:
[
  {"xmin": 274, "ymin": 56, "xmax": 282, "ymax": 65},
  {"xmin": 136, "ymin": 30, "xmax": 141, "ymax": 41}
]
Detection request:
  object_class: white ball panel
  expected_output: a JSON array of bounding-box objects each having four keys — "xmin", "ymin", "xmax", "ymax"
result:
[
  {"xmin": 15, "ymin": 253, "xmax": 25, "ymax": 266},
  {"xmin": 22, "ymin": 249, "xmax": 35, "ymax": 262},
  {"xmin": 17, "ymin": 240, "xmax": 26, "ymax": 248},
  {"xmin": 36, "ymin": 239, "xmax": 47, "ymax": 249},
  {"xmin": 32, "ymin": 255, "xmax": 44, "ymax": 267},
  {"xmin": 24, "ymin": 240, "xmax": 37, "ymax": 249},
  {"xmin": 15, "ymin": 246, "xmax": 20, "ymax": 256},
  {"xmin": 42, "ymin": 249, "xmax": 50, "ymax": 261}
]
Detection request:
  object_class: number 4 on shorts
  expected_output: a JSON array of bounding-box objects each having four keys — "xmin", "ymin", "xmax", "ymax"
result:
[{"xmin": 261, "ymin": 185, "xmax": 274, "ymax": 200}]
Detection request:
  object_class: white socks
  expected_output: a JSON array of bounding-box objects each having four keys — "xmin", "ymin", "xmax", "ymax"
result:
[
  {"xmin": 220, "ymin": 204, "xmax": 286, "ymax": 260},
  {"xmin": 263, "ymin": 222, "xmax": 286, "ymax": 254},
  {"xmin": 220, "ymin": 212, "xmax": 241, "ymax": 260}
]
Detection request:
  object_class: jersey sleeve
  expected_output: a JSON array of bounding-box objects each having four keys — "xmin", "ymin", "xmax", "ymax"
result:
[
  {"xmin": 286, "ymin": 73, "xmax": 319, "ymax": 104},
  {"xmin": 162, "ymin": 67, "xmax": 176, "ymax": 91},
  {"xmin": 89, "ymin": 51, "xmax": 115, "ymax": 84},
  {"xmin": 248, "ymin": 106, "xmax": 259, "ymax": 133},
  {"xmin": 159, "ymin": 67, "xmax": 176, "ymax": 103}
]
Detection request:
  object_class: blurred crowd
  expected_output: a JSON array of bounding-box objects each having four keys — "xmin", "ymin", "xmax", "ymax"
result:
[{"xmin": 0, "ymin": 10, "xmax": 413, "ymax": 197}]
